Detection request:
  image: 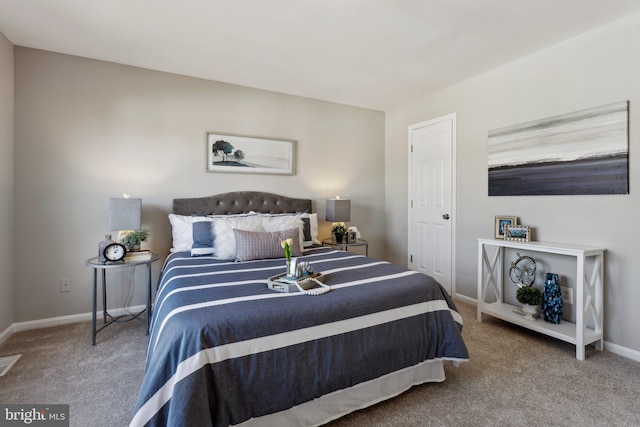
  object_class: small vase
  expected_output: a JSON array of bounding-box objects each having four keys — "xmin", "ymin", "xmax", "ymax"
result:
[
  {"xmin": 286, "ymin": 259, "xmax": 295, "ymax": 278},
  {"xmin": 334, "ymin": 233, "xmax": 344, "ymax": 243},
  {"xmin": 542, "ymin": 273, "xmax": 563, "ymax": 324}
]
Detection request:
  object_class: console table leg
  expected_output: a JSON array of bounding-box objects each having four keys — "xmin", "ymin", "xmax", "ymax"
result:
[{"xmin": 576, "ymin": 255, "xmax": 585, "ymax": 361}]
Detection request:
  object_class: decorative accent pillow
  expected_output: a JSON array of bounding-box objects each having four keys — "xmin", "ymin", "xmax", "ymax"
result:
[
  {"xmin": 191, "ymin": 217, "xmax": 216, "ymax": 256},
  {"xmin": 234, "ymin": 228, "xmax": 302, "ymax": 262}
]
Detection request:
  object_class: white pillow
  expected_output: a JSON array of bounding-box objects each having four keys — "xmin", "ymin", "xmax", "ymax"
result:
[
  {"xmin": 261, "ymin": 214, "xmax": 305, "ymax": 251},
  {"xmin": 213, "ymin": 215, "xmax": 265, "ymax": 260},
  {"xmin": 168, "ymin": 214, "xmax": 194, "ymax": 252}
]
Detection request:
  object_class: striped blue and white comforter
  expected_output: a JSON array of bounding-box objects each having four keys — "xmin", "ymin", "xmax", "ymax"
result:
[{"xmin": 131, "ymin": 247, "xmax": 468, "ymax": 426}]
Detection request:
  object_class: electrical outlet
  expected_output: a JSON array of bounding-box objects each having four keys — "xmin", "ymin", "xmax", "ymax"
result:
[
  {"xmin": 60, "ymin": 278, "xmax": 72, "ymax": 293},
  {"xmin": 561, "ymin": 286, "xmax": 573, "ymax": 305}
]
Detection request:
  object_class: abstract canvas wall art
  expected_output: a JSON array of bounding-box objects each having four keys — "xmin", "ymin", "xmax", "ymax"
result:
[{"xmin": 488, "ymin": 101, "xmax": 629, "ymax": 196}]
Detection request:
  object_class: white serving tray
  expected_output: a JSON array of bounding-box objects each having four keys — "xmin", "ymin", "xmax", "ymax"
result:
[{"xmin": 267, "ymin": 272, "xmax": 325, "ymax": 293}]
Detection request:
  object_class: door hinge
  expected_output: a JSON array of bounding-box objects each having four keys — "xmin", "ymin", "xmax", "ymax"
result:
[
  {"xmin": 410, "ymin": 255, "xmax": 413, "ymax": 263},
  {"xmin": 410, "ymin": 200, "xmax": 413, "ymax": 208},
  {"xmin": 411, "ymin": 144, "xmax": 413, "ymax": 153}
]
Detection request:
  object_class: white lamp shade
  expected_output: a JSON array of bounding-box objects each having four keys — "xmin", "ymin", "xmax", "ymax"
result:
[
  {"xmin": 326, "ymin": 198, "xmax": 350, "ymax": 222},
  {"xmin": 109, "ymin": 197, "xmax": 141, "ymax": 231}
]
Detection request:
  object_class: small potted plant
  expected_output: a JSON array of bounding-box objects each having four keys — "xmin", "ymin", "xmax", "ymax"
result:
[
  {"xmin": 331, "ymin": 224, "xmax": 347, "ymax": 243},
  {"xmin": 120, "ymin": 229, "xmax": 149, "ymax": 252},
  {"xmin": 516, "ymin": 285, "xmax": 543, "ymax": 321}
]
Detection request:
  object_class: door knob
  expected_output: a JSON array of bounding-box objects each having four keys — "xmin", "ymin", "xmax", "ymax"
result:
[{"xmin": 442, "ymin": 214, "xmax": 450, "ymax": 220}]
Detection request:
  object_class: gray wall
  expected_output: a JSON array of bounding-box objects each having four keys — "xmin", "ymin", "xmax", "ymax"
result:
[
  {"xmin": 0, "ymin": 31, "xmax": 14, "ymax": 334},
  {"xmin": 13, "ymin": 47, "xmax": 384, "ymax": 323},
  {"xmin": 385, "ymin": 13, "xmax": 640, "ymax": 354}
]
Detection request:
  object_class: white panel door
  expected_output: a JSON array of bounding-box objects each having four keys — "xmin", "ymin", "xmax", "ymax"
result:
[{"xmin": 408, "ymin": 115, "xmax": 455, "ymax": 295}]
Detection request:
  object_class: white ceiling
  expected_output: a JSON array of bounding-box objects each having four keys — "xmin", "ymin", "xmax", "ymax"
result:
[{"xmin": 1, "ymin": 0, "xmax": 640, "ymax": 111}]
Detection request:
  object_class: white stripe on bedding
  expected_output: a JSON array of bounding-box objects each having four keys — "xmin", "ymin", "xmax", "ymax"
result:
[
  {"xmin": 319, "ymin": 261, "xmax": 389, "ymax": 275},
  {"xmin": 132, "ymin": 299, "xmax": 452, "ymax": 427},
  {"xmin": 330, "ymin": 270, "xmax": 415, "ymax": 289}
]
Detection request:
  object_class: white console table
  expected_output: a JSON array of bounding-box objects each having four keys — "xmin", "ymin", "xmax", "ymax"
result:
[{"xmin": 477, "ymin": 238, "xmax": 605, "ymax": 361}]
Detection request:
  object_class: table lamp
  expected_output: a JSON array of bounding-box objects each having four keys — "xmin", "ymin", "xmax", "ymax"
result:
[
  {"xmin": 109, "ymin": 196, "xmax": 142, "ymax": 238},
  {"xmin": 326, "ymin": 197, "xmax": 350, "ymax": 243},
  {"xmin": 326, "ymin": 197, "xmax": 350, "ymax": 224},
  {"xmin": 98, "ymin": 196, "xmax": 142, "ymax": 263}
]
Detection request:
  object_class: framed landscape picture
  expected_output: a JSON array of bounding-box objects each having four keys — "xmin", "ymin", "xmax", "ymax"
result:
[
  {"xmin": 206, "ymin": 132, "xmax": 295, "ymax": 175},
  {"xmin": 504, "ymin": 225, "xmax": 531, "ymax": 242}
]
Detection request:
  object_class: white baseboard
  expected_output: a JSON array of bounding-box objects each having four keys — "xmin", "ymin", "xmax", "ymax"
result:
[
  {"xmin": 0, "ymin": 324, "xmax": 14, "ymax": 346},
  {"xmin": 0, "ymin": 305, "xmax": 146, "ymax": 343},
  {"xmin": 453, "ymin": 293, "xmax": 476, "ymax": 305},
  {"xmin": 604, "ymin": 341, "xmax": 640, "ymax": 362},
  {"xmin": 452, "ymin": 295, "xmax": 640, "ymax": 363}
]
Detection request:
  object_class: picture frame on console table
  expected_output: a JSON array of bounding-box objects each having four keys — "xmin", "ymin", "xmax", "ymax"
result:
[
  {"xmin": 206, "ymin": 132, "xmax": 295, "ymax": 175},
  {"xmin": 494, "ymin": 215, "xmax": 518, "ymax": 239},
  {"xmin": 504, "ymin": 225, "xmax": 530, "ymax": 242}
]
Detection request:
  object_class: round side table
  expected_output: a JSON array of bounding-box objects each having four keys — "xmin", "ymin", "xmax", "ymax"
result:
[
  {"xmin": 86, "ymin": 253, "xmax": 159, "ymax": 345},
  {"xmin": 321, "ymin": 238, "xmax": 368, "ymax": 256}
]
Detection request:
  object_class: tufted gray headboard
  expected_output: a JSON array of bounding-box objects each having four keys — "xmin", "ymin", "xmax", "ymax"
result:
[{"xmin": 173, "ymin": 191, "xmax": 312, "ymax": 216}]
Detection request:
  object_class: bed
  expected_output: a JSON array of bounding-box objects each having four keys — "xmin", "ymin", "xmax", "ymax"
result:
[{"xmin": 131, "ymin": 191, "xmax": 468, "ymax": 426}]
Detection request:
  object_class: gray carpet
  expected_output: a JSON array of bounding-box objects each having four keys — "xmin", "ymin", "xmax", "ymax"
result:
[{"xmin": 0, "ymin": 301, "xmax": 638, "ymax": 427}]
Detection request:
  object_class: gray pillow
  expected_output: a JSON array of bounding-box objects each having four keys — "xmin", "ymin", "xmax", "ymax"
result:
[{"xmin": 234, "ymin": 228, "xmax": 302, "ymax": 262}]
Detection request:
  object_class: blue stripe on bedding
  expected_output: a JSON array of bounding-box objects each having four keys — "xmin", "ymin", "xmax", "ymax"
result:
[{"xmin": 131, "ymin": 247, "xmax": 468, "ymax": 427}]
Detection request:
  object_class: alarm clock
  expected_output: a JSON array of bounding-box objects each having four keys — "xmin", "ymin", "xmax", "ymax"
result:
[{"xmin": 103, "ymin": 242, "xmax": 127, "ymax": 263}]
